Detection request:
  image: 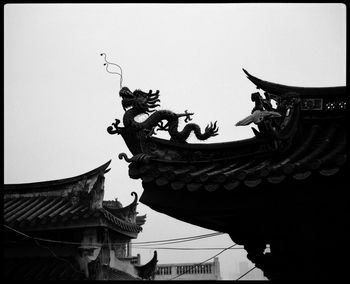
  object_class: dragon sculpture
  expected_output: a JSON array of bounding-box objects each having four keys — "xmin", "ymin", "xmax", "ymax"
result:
[{"xmin": 107, "ymin": 87, "xmax": 219, "ymax": 143}]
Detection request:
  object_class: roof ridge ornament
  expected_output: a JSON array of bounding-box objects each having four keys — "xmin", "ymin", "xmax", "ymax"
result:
[
  {"xmin": 107, "ymin": 87, "xmax": 219, "ymax": 143},
  {"xmin": 235, "ymin": 90, "xmax": 301, "ymax": 151},
  {"xmin": 118, "ymin": 153, "xmax": 152, "ymax": 164}
]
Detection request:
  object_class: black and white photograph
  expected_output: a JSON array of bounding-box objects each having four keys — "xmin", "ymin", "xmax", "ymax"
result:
[{"xmin": 4, "ymin": 3, "xmax": 347, "ymax": 281}]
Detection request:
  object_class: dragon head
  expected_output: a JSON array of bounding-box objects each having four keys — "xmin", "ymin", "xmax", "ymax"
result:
[{"xmin": 119, "ymin": 87, "xmax": 160, "ymax": 114}]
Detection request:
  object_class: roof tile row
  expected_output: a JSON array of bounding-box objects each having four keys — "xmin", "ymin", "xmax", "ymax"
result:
[
  {"xmin": 4, "ymin": 196, "xmax": 142, "ymax": 233},
  {"xmin": 128, "ymin": 123, "xmax": 346, "ymax": 192}
]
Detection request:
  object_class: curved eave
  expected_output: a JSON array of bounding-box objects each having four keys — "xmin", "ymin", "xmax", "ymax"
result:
[
  {"xmin": 148, "ymin": 135, "xmax": 268, "ymax": 151},
  {"xmin": 100, "ymin": 208, "xmax": 143, "ymax": 235},
  {"xmin": 4, "ymin": 160, "xmax": 112, "ymax": 193},
  {"xmin": 135, "ymin": 251, "xmax": 158, "ymax": 279},
  {"xmin": 129, "ymin": 122, "xmax": 347, "ymax": 192},
  {"xmin": 243, "ymin": 69, "xmax": 346, "ymax": 97},
  {"xmin": 136, "ymin": 214, "xmax": 147, "ymax": 226},
  {"xmin": 104, "ymin": 192, "xmax": 138, "ymax": 216},
  {"xmin": 141, "ymin": 134, "xmax": 274, "ymax": 166}
]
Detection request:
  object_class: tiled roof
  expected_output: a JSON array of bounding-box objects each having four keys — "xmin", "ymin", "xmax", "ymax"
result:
[
  {"xmin": 4, "ymin": 160, "xmax": 112, "ymax": 194},
  {"xmin": 118, "ymin": 71, "xmax": 346, "ymax": 192},
  {"xmin": 242, "ymin": 68, "xmax": 346, "ymax": 98},
  {"xmin": 103, "ymin": 191, "xmax": 139, "ymax": 222},
  {"xmin": 3, "ymin": 257, "xmax": 86, "ymax": 280},
  {"xmin": 4, "ymin": 161, "xmax": 143, "ymax": 235},
  {"xmin": 135, "ymin": 251, "xmax": 158, "ymax": 280},
  {"xmin": 4, "ymin": 195, "xmax": 142, "ymax": 234},
  {"xmin": 125, "ymin": 121, "xmax": 346, "ymax": 192}
]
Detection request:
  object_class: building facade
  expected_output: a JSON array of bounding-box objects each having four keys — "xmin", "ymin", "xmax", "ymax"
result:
[
  {"xmin": 154, "ymin": 257, "xmax": 221, "ymax": 280},
  {"xmin": 3, "ymin": 160, "xmax": 157, "ymax": 280}
]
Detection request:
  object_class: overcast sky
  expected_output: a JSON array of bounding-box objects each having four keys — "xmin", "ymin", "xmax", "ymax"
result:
[{"xmin": 4, "ymin": 3, "xmax": 346, "ymax": 280}]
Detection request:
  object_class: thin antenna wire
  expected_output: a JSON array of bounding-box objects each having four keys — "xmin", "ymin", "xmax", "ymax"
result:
[{"xmin": 100, "ymin": 53, "xmax": 123, "ymax": 89}]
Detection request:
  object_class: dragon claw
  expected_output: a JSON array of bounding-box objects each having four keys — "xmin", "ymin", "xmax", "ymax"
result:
[
  {"xmin": 112, "ymin": 119, "xmax": 121, "ymax": 128},
  {"xmin": 107, "ymin": 118, "xmax": 124, "ymax": 135},
  {"xmin": 157, "ymin": 121, "xmax": 169, "ymax": 131},
  {"xmin": 184, "ymin": 110, "xmax": 193, "ymax": 123}
]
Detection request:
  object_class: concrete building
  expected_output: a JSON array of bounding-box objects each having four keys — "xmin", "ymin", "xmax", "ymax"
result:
[{"xmin": 154, "ymin": 257, "xmax": 221, "ymax": 280}]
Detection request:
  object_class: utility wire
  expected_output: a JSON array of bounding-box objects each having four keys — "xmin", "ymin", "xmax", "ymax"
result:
[
  {"xmin": 4, "ymin": 225, "xmax": 223, "ymax": 247},
  {"xmin": 33, "ymin": 239, "xmax": 84, "ymax": 275},
  {"xmin": 3, "ymin": 225, "xmax": 83, "ymax": 275},
  {"xmin": 133, "ymin": 246, "xmax": 245, "ymax": 250},
  {"xmin": 132, "ymin": 232, "xmax": 223, "ymax": 246},
  {"xmin": 4, "ymin": 241, "xmax": 246, "ymax": 251},
  {"xmin": 235, "ymin": 266, "xmax": 257, "ymax": 280},
  {"xmin": 132, "ymin": 232, "xmax": 222, "ymax": 244},
  {"xmin": 5, "ymin": 224, "xmax": 256, "ymax": 279},
  {"xmin": 169, "ymin": 243, "xmax": 237, "ymax": 280}
]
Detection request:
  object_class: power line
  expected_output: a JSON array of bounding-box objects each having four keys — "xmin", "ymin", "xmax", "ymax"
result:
[
  {"xmin": 5, "ymin": 238, "xmax": 245, "ymax": 251},
  {"xmin": 132, "ymin": 233, "xmax": 224, "ymax": 246},
  {"xmin": 4, "ymin": 224, "xmax": 224, "ymax": 247},
  {"xmin": 235, "ymin": 266, "xmax": 257, "ymax": 280},
  {"xmin": 132, "ymin": 232, "xmax": 223, "ymax": 244},
  {"xmin": 5, "ymin": 224, "xmax": 255, "ymax": 280},
  {"xmin": 3, "ymin": 225, "xmax": 83, "ymax": 275},
  {"xmin": 133, "ymin": 246, "xmax": 245, "ymax": 250},
  {"xmin": 169, "ymin": 243, "xmax": 237, "ymax": 280},
  {"xmin": 33, "ymin": 238, "xmax": 84, "ymax": 275}
]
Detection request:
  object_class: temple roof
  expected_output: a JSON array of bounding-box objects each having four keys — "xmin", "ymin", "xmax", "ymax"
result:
[
  {"xmin": 135, "ymin": 251, "xmax": 158, "ymax": 280},
  {"xmin": 109, "ymin": 69, "xmax": 347, "ymax": 233},
  {"xmin": 116, "ymin": 69, "xmax": 346, "ymax": 192},
  {"xmin": 4, "ymin": 160, "xmax": 112, "ymax": 193},
  {"xmin": 4, "ymin": 161, "xmax": 143, "ymax": 237},
  {"xmin": 125, "ymin": 121, "xmax": 346, "ymax": 191},
  {"xmin": 103, "ymin": 191, "xmax": 140, "ymax": 223},
  {"xmin": 242, "ymin": 68, "xmax": 346, "ymax": 98}
]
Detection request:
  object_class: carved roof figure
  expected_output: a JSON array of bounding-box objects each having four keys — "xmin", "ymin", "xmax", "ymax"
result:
[{"xmin": 109, "ymin": 69, "xmax": 347, "ymax": 281}]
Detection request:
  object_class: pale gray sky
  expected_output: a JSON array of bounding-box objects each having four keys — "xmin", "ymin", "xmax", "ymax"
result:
[{"xmin": 4, "ymin": 3, "xmax": 346, "ymax": 280}]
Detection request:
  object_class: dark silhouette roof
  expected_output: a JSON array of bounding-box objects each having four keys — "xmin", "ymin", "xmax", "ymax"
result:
[
  {"xmin": 135, "ymin": 251, "xmax": 158, "ymax": 280},
  {"xmin": 4, "ymin": 160, "xmax": 112, "ymax": 193},
  {"xmin": 115, "ymin": 69, "xmax": 346, "ymax": 191},
  {"xmin": 109, "ymin": 69, "xmax": 347, "ymax": 234},
  {"xmin": 242, "ymin": 68, "xmax": 346, "ymax": 98},
  {"xmin": 125, "ymin": 120, "xmax": 346, "ymax": 191}
]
